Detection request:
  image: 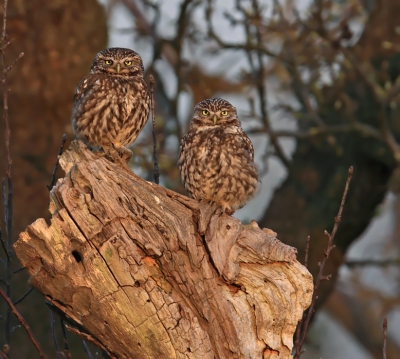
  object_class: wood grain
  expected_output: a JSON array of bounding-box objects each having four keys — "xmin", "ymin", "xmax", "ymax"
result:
[{"xmin": 14, "ymin": 140, "xmax": 313, "ymax": 359}]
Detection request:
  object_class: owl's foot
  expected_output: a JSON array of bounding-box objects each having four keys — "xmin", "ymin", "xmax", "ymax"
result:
[
  {"xmin": 92, "ymin": 147, "xmax": 107, "ymax": 157},
  {"xmin": 197, "ymin": 198, "xmax": 216, "ymax": 207},
  {"xmin": 97, "ymin": 145, "xmax": 132, "ymax": 166},
  {"xmin": 104, "ymin": 147, "xmax": 121, "ymax": 163},
  {"xmin": 217, "ymin": 204, "xmax": 235, "ymax": 217},
  {"xmin": 115, "ymin": 146, "xmax": 132, "ymax": 162},
  {"xmin": 224, "ymin": 209, "xmax": 235, "ymax": 216},
  {"xmin": 198, "ymin": 200, "xmax": 234, "ymax": 217}
]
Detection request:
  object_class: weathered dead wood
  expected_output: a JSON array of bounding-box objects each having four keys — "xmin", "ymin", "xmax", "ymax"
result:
[{"xmin": 14, "ymin": 140, "xmax": 313, "ymax": 359}]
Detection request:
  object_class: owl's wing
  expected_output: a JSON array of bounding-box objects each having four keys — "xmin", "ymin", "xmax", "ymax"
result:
[
  {"xmin": 241, "ymin": 131, "xmax": 255, "ymax": 162},
  {"xmin": 225, "ymin": 126, "xmax": 255, "ymax": 162},
  {"xmin": 178, "ymin": 132, "xmax": 191, "ymax": 166},
  {"xmin": 73, "ymin": 74, "xmax": 105, "ymax": 104}
]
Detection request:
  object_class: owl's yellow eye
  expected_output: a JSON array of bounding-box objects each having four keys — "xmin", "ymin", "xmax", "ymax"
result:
[
  {"xmin": 202, "ymin": 110, "xmax": 210, "ymax": 116},
  {"xmin": 221, "ymin": 110, "xmax": 228, "ymax": 116},
  {"xmin": 124, "ymin": 60, "xmax": 132, "ymax": 66},
  {"xmin": 105, "ymin": 60, "xmax": 113, "ymax": 65}
]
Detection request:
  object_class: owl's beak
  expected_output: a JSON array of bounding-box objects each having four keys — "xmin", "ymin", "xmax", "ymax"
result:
[
  {"xmin": 116, "ymin": 63, "xmax": 121, "ymax": 73},
  {"xmin": 213, "ymin": 115, "xmax": 217, "ymax": 125}
]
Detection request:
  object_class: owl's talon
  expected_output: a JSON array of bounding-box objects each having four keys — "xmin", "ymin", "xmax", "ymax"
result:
[
  {"xmin": 104, "ymin": 147, "xmax": 121, "ymax": 163},
  {"xmin": 96, "ymin": 148, "xmax": 107, "ymax": 157},
  {"xmin": 115, "ymin": 146, "xmax": 133, "ymax": 162}
]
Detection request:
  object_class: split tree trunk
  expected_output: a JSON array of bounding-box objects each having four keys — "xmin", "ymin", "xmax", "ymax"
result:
[{"xmin": 14, "ymin": 141, "xmax": 313, "ymax": 359}]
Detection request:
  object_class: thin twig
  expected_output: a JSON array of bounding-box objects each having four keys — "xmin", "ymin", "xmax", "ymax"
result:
[
  {"xmin": 383, "ymin": 317, "xmax": 387, "ymax": 359},
  {"xmin": 82, "ymin": 340, "xmax": 95, "ymax": 359},
  {"xmin": 60, "ymin": 318, "xmax": 71, "ymax": 359},
  {"xmin": 247, "ymin": 122, "xmax": 383, "ymax": 141},
  {"xmin": 0, "ymin": 227, "xmax": 9, "ymax": 261},
  {"xmin": 10, "ymin": 324, "xmax": 20, "ymax": 334},
  {"xmin": 13, "ymin": 286, "xmax": 33, "ymax": 306},
  {"xmin": 1, "ymin": 0, "xmax": 7, "ymax": 41},
  {"xmin": 46, "ymin": 134, "xmax": 67, "ymax": 357},
  {"xmin": 4, "ymin": 51, "xmax": 23, "ymax": 74},
  {"xmin": 12, "ymin": 266, "xmax": 25, "ymax": 274},
  {"xmin": 121, "ymin": 0, "xmax": 190, "ymax": 142},
  {"xmin": 1, "ymin": 0, "xmax": 20, "ymax": 346},
  {"xmin": 49, "ymin": 310, "xmax": 62, "ymax": 359},
  {"xmin": 0, "ymin": 286, "xmax": 48, "ymax": 358},
  {"xmin": 244, "ymin": 0, "xmax": 291, "ymax": 168},
  {"xmin": 1, "ymin": 0, "xmax": 25, "ymax": 348},
  {"xmin": 149, "ymin": 75, "xmax": 159, "ymax": 184},
  {"xmin": 47, "ymin": 134, "xmax": 67, "ymax": 190},
  {"xmin": 295, "ymin": 237, "xmax": 308, "ymax": 359},
  {"xmin": 304, "ymin": 235, "xmax": 310, "ymax": 268},
  {"xmin": 294, "ymin": 166, "xmax": 353, "ymax": 358},
  {"xmin": 344, "ymin": 258, "xmax": 400, "ymax": 267}
]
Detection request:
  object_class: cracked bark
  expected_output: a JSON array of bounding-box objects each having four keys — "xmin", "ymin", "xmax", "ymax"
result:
[{"xmin": 14, "ymin": 140, "xmax": 313, "ymax": 359}]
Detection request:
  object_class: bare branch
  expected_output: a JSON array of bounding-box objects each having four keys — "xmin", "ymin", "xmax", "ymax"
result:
[
  {"xmin": 0, "ymin": 287, "xmax": 48, "ymax": 359},
  {"xmin": 60, "ymin": 319, "xmax": 71, "ymax": 359},
  {"xmin": 1, "ymin": 0, "xmax": 7, "ymax": 40},
  {"xmin": 13, "ymin": 286, "xmax": 33, "ymax": 306},
  {"xmin": 304, "ymin": 235, "xmax": 310, "ymax": 268},
  {"xmin": 205, "ymin": 0, "xmax": 280, "ymax": 59},
  {"xmin": 47, "ymin": 134, "xmax": 67, "ymax": 191},
  {"xmin": 344, "ymin": 258, "xmax": 400, "ymax": 267},
  {"xmin": 82, "ymin": 340, "xmax": 95, "ymax": 359},
  {"xmin": 383, "ymin": 317, "xmax": 387, "ymax": 359},
  {"xmin": 247, "ymin": 122, "xmax": 384, "ymax": 141},
  {"xmin": 149, "ymin": 75, "xmax": 159, "ymax": 184},
  {"xmin": 119, "ymin": 0, "xmax": 156, "ymax": 38},
  {"xmin": 0, "ymin": 227, "xmax": 9, "ymax": 262},
  {"xmin": 4, "ymin": 51, "xmax": 23, "ymax": 73},
  {"xmin": 0, "ymin": 0, "xmax": 22, "ymax": 345},
  {"xmin": 12, "ymin": 266, "xmax": 25, "ymax": 274},
  {"xmin": 48, "ymin": 310, "xmax": 62, "ymax": 359},
  {"xmin": 294, "ymin": 166, "xmax": 353, "ymax": 358},
  {"xmin": 239, "ymin": 0, "xmax": 291, "ymax": 167}
]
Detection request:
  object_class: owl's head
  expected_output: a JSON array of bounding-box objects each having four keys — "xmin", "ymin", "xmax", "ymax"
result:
[
  {"xmin": 190, "ymin": 98, "xmax": 240, "ymax": 129},
  {"xmin": 90, "ymin": 48, "xmax": 144, "ymax": 77}
]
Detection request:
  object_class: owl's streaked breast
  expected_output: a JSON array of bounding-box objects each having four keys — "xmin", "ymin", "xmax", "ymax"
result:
[
  {"xmin": 71, "ymin": 47, "xmax": 150, "ymax": 152},
  {"xmin": 179, "ymin": 123, "xmax": 258, "ymax": 213},
  {"xmin": 72, "ymin": 74, "xmax": 150, "ymax": 149}
]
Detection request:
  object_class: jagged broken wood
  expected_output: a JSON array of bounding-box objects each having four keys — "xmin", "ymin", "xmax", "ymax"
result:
[{"xmin": 14, "ymin": 140, "xmax": 313, "ymax": 359}]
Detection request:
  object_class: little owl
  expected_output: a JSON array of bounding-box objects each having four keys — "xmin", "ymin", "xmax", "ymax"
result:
[
  {"xmin": 72, "ymin": 47, "xmax": 150, "ymax": 158},
  {"xmin": 178, "ymin": 98, "xmax": 258, "ymax": 214}
]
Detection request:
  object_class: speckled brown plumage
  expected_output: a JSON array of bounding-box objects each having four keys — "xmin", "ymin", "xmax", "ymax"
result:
[
  {"xmin": 72, "ymin": 48, "xmax": 150, "ymax": 156},
  {"xmin": 178, "ymin": 98, "xmax": 258, "ymax": 213}
]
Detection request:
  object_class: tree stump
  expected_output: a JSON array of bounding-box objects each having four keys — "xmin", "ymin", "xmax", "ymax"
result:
[{"xmin": 14, "ymin": 140, "xmax": 313, "ymax": 359}]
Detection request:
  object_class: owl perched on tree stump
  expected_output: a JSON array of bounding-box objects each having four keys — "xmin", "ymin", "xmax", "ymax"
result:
[
  {"xmin": 72, "ymin": 48, "xmax": 150, "ymax": 159},
  {"xmin": 178, "ymin": 98, "xmax": 258, "ymax": 214}
]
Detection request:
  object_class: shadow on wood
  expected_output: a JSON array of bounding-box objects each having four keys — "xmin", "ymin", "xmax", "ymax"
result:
[{"xmin": 14, "ymin": 140, "xmax": 313, "ymax": 359}]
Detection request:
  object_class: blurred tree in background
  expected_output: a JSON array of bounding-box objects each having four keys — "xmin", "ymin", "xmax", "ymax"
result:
[
  {"xmin": 121, "ymin": 1, "xmax": 400, "ymax": 355},
  {"xmin": 0, "ymin": 1, "xmax": 107, "ymax": 357},
  {"xmin": 1, "ymin": 0, "xmax": 400, "ymax": 357}
]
